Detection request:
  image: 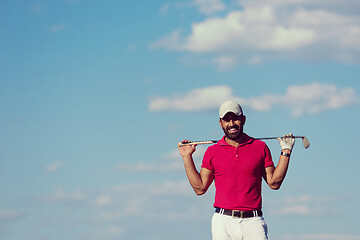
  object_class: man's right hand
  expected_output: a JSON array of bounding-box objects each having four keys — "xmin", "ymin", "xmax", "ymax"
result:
[{"xmin": 178, "ymin": 140, "xmax": 197, "ymax": 158}]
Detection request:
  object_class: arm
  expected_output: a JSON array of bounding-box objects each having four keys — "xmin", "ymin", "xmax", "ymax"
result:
[
  {"xmin": 263, "ymin": 133, "xmax": 295, "ymax": 190},
  {"xmin": 178, "ymin": 140, "xmax": 214, "ymax": 195}
]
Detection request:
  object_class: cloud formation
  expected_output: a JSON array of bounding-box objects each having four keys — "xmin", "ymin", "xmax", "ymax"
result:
[
  {"xmin": 45, "ymin": 187, "xmax": 88, "ymax": 203},
  {"xmin": 45, "ymin": 161, "xmax": 64, "ymax": 172},
  {"xmin": 0, "ymin": 210, "xmax": 24, "ymax": 221},
  {"xmin": 149, "ymin": 85, "xmax": 233, "ymax": 112},
  {"xmin": 282, "ymin": 234, "xmax": 360, "ymax": 240},
  {"xmin": 36, "ymin": 181, "xmax": 209, "ymax": 239},
  {"xmin": 268, "ymin": 194, "xmax": 333, "ymax": 216},
  {"xmin": 117, "ymin": 145, "xmax": 207, "ymax": 173},
  {"xmin": 194, "ymin": 0, "xmax": 226, "ymax": 14},
  {"xmin": 116, "ymin": 161, "xmax": 183, "ymax": 172},
  {"xmin": 50, "ymin": 23, "xmax": 66, "ymax": 33},
  {"xmin": 149, "ymin": 83, "xmax": 360, "ymax": 116},
  {"xmin": 153, "ymin": 0, "xmax": 360, "ymax": 68},
  {"xmin": 90, "ymin": 181, "xmax": 203, "ymax": 225}
]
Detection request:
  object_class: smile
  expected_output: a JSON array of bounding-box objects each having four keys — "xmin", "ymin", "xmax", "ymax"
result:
[{"xmin": 227, "ymin": 127, "xmax": 239, "ymax": 133}]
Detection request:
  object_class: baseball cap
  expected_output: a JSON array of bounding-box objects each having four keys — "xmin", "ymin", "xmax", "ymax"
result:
[{"xmin": 219, "ymin": 100, "xmax": 243, "ymax": 118}]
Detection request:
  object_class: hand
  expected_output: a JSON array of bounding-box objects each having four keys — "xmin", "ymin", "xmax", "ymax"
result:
[
  {"xmin": 178, "ymin": 140, "xmax": 196, "ymax": 158},
  {"xmin": 277, "ymin": 133, "xmax": 295, "ymax": 151}
]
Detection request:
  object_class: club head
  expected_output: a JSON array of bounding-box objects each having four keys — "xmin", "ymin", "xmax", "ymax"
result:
[{"xmin": 302, "ymin": 137, "xmax": 310, "ymax": 149}]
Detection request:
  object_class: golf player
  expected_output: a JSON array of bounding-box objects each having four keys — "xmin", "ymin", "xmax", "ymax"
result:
[{"xmin": 178, "ymin": 100, "xmax": 295, "ymax": 240}]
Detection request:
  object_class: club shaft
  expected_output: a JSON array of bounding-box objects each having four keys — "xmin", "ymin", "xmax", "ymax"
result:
[
  {"xmin": 256, "ymin": 136, "xmax": 305, "ymax": 140},
  {"xmin": 178, "ymin": 140, "xmax": 218, "ymax": 146},
  {"xmin": 178, "ymin": 136, "xmax": 309, "ymax": 148}
]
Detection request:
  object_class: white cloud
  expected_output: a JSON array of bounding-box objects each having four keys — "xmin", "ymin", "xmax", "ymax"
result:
[
  {"xmin": 160, "ymin": 3, "xmax": 171, "ymax": 15},
  {"xmin": 282, "ymin": 234, "xmax": 360, "ymax": 240},
  {"xmin": 29, "ymin": 4, "xmax": 44, "ymax": 13},
  {"xmin": 269, "ymin": 194, "xmax": 340, "ymax": 216},
  {"xmin": 164, "ymin": 148, "xmax": 181, "ymax": 159},
  {"xmin": 106, "ymin": 226, "xmax": 124, "ymax": 237},
  {"xmin": 272, "ymin": 204, "xmax": 310, "ymax": 215},
  {"xmin": 153, "ymin": 6, "xmax": 318, "ymax": 55},
  {"xmin": 50, "ymin": 23, "xmax": 67, "ymax": 33},
  {"xmin": 94, "ymin": 195, "xmax": 113, "ymax": 206},
  {"xmin": 160, "ymin": 0, "xmax": 226, "ymax": 15},
  {"xmin": 212, "ymin": 55, "xmax": 237, "ymax": 71},
  {"xmin": 0, "ymin": 210, "xmax": 24, "ymax": 221},
  {"xmin": 249, "ymin": 55, "xmax": 262, "ymax": 65},
  {"xmin": 40, "ymin": 181, "xmax": 204, "ymax": 238},
  {"xmin": 127, "ymin": 44, "xmax": 137, "ymax": 51},
  {"xmin": 148, "ymin": 83, "xmax": 360, "ymax": 116},
  {"xmin": 164, "ymin": 146, "xmax": 207, "ymax": 160},
  {"xmin": 240, "ymin": 0, "xmax": 360, "ymax": 15},
  {"xmin": 153, "ymin": 1, "xmax": 360, "ymax": 64},
  {"xmin": 110, "ymin": 181, "xmax": 192, "ymax": 199},
  {"xmin": 95, "ymin": 181, "xmax": 201, "ymax": 221},
  {"xmin": 283, "ymin": 194, "xmax": 333, "ymax": 204},
  {"xmin": 180, "ymin": 145, "xmax": 208, "ymax": 159},
  {"xmin": 282, "ymin": 83, "xmax": 360, "ymax": 116},
  {"xmin": 116, "ymin": 160, "xmax": 183, "ymax": 172},
  {"xmin": 117, "ymin": 145, "xmax": 207, "ymax": 173},
  {"xmin": 194, "ymin": 0, "xmax": 226, "ymax": 14},
  {"xmin": 262, "ymin": 26, "xmax": 316, "ymax": 50},
  {"xmin": 46, "ymin": 187, "xmax": 88, "ymax": 203},
  {"xmin": 149, "ymin": 85, "xmax": 235, "ymax": 112},
  {"xmin": 45, "ymin": 161, "xmax": 63, "ymax": 172}
]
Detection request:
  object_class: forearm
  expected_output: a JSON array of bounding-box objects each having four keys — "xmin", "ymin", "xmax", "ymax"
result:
[
  {"xmin": 182, "ymin": 156, "xmax": 207, "ymax": 195},
  {"xmin": 182, "ymin": 156, "xmax": 203, "ymax": 190},
  {"xmin": 268, "ymin": 149, "xmax": 291, "ymax": 189},
  {"xmin": 267, "ymin": 133, "xmax": 295, "ymax": 189},
  {"xmin": 178, "ymin": 141, "xmax": 213, "ymax": 195}
]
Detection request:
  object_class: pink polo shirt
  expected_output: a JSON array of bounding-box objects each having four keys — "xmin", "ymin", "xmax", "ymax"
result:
[{"xmin": 201, "ymin": 134, "xmax": 274, "ymax": 211}]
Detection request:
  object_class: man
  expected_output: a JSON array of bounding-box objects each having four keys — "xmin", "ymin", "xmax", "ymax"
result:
[{"xmin": 178, "ymin": 100, "xmax": 295, "ymax": 240}]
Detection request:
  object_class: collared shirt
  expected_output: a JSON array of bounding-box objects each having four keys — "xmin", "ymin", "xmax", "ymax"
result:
[{"xmin": 201, "ymin": 134, "xmax": 274, "ymax": 211}]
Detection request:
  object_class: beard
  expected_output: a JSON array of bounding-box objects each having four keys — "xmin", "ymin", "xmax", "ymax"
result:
[{"xmin": 222, "ymin": 124, "xmax": 244, "ymax": 140}]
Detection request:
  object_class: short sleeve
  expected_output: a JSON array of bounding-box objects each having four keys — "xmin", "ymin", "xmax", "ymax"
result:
[
  {"xmin": 264, "ymin": 144, "xmax": 274, "ymax": 168},
  {"xmin": 201, "ymin": 148, "xmax": 214, "ymax": 171}
]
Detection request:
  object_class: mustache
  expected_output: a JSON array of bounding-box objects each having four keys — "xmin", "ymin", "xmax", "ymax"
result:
[{"xmin": 226, "ymin": 125, "xmax": 239, "ymax": 131}]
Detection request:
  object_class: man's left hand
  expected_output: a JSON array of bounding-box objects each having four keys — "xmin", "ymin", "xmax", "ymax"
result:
[{"xmin": 277, "ymin": 133, "xmax": 295, "ymax": 151}]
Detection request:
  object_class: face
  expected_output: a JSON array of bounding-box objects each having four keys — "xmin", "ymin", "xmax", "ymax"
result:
[{"xmin": 219, "ymin": 112, "xmax": 246, "ymax": 140}]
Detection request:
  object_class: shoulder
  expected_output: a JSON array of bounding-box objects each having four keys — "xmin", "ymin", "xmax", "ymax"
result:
[
  {"xmin": 252, "ymin": 139, "xmax": 268, "ymax": 148},
  {"xmin": 205, "ymin": 142, "xmax": 220, "ymax": 155},
  {"xmin": 246, "ymin": 135, "xmax": 270, "ymax": 154},
  {"xmin": 204, "ymin": 137, "xmax": 226, "ymax": 156},
  {"xmin": 245, "ymin": 134, "xmax": 267, "ymax": 147}
]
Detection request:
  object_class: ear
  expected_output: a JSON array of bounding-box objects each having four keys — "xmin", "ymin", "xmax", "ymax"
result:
[{"xmin": 242, "ymin": 115, "xmax": 246, "ymax": 125}]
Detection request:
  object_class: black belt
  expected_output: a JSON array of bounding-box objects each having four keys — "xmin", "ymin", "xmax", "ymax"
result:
[{"xmin": 215, "ymin": 208, "xmax": 262, "ymax": 218}]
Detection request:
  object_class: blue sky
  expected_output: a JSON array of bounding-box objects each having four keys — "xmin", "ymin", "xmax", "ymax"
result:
[{"xmin": 1, "ymin": 0, "xmax": 360, "ymax": 239}]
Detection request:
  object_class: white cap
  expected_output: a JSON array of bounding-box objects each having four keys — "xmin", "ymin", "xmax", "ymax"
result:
[{"xmin": 219, "ymin": 100, "xmax": 243, "ymax": 118}]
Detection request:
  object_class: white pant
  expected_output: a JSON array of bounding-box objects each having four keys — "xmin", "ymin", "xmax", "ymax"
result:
[{"xmin": 211, "ymin": 213, "xmax": 268, "ymax": 240}]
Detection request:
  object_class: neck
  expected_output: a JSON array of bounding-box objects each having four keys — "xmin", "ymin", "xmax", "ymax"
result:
[{"xmin": 224, "ymin": 133, "xmax": 246, "ymax": 147}]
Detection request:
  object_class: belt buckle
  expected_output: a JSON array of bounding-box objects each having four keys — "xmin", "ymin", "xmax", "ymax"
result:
[{"xmin": 231, "ymin": 210, "xmax": 243, "ymax": 218}]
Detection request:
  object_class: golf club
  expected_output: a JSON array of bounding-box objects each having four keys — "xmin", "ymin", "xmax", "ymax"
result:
[{"xmin": 178, "ymin": 136, "xmax": 310, "ymax": 149}]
